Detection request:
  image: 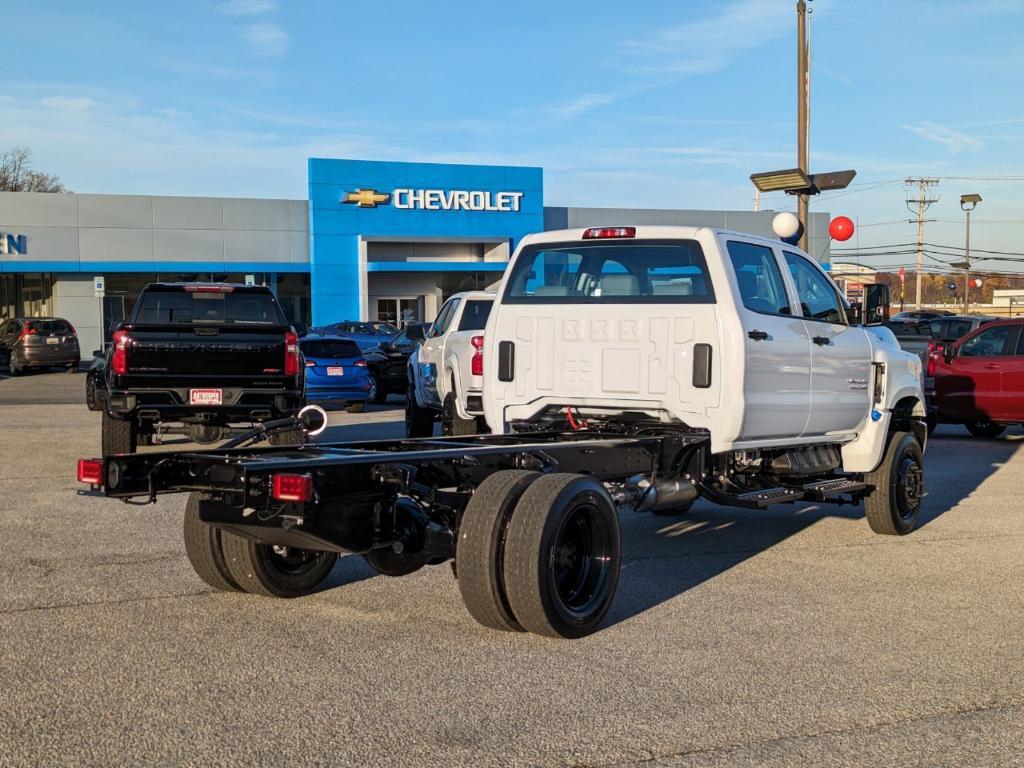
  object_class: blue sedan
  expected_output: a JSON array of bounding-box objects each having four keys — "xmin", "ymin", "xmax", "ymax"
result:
[{"xmin": 300, "ymin": 334, "xmax": 370, "ymax": 413}]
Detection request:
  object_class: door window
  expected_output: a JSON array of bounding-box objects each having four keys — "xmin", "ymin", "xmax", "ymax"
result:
[
  {"xmin": 960, "ymin": 325, "xmax": 1015, "ymax": 357},
  {"xmin": 783, "ymin": 253, "xmax": 847, "ymax": 325},
  {"xmin": 430, "ymin": 299, "xmax": 460, "ymax": 337},
  {"xmin": 726, "ymin": 241, "xmax": 791, "ymax": 315}
]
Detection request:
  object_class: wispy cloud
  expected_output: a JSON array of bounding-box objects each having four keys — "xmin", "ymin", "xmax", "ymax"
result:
[
  {"xmin": 619, "ymin": 0, "xmax": 791, "ymax": 75},
  {"xmin": 242, "ymin": 23, "xmax": 290, "ymax": 56},
  {"xmin": 902, "ymin": 121, "xmax": 983, "ymax": 154},
  {"xmin": 221, "ymin": 0, "xmax": 276, "ymax": 15},
  {"xmin": 550, "ymin": 94, "xmax": 617, "ymax": 118},
  {"xmin": 38, "ymin": 96, "xmax": 96, "ymax": 110}
]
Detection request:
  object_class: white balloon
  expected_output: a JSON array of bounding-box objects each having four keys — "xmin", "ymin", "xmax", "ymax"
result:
[{"xmin": 772, "ymin": 212, "xmax": 801, "ymax": 239}]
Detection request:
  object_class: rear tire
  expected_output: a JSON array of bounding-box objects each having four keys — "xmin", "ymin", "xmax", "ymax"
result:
[
  {"xmin": 502, "ymin": 473, "xmax": 621, "ymax": 639},
  {"xmin": 85, "ymin": 376, "xmax": 98, "ymax": 411},
  {"xmin": 965, "ymin": 420, "xmax": 1005, "ymax": 438},
  {"xmin": 8, "ymin": 354, "xmax": 21, "ymax": 376},
  {"xmin": 442, "ymin": 391, "xmax": 479, "ymax": 436},
  {"xmin": 456, "ymin": 470, "xmax": 541, "ymax": 632},
  {"xmin": 863, "ymin": 431, "xmax": 924, "ymax": 536},
  {"xmin": 220, "ymin": 536, "xmax": 337, "ymax": 598},
  {"xmin": 405, "ymin": 384, "xmax": 434, "ymax": 438},
  {"xmin": 183, "ymin": 493, "xmax": 241, "ymax": 592},
  {"xmin": 101, "ymin": 411, "xmax": 136, "ymax": 455},
  {"xmin": 345, "ymin": 401, "xmax": 366, "ymax": 414}
]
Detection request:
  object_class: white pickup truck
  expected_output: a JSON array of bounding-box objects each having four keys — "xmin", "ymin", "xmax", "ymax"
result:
[
  {"xmin": 405, "ymin": 291, "xmax": 494, "ymax": 437},
  {"xmin": 484, "ymin": 224, "xmax": 926, "ymax": 531}
]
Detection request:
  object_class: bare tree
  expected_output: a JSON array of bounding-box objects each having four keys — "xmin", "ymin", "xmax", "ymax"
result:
[{"xmin": 0, "ymin": 147, "xmax": 68, "ymax": 192}]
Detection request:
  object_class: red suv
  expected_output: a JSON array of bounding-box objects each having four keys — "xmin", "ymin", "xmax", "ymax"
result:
[{"xmin": 929, "ymin": 318, "xmax": 1024, "ymax": 437}]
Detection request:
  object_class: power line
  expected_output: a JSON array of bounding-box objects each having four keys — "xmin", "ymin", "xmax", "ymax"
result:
[{"xmin": 905, "ymin": 177, "xmax": 940, "ymax": 308}]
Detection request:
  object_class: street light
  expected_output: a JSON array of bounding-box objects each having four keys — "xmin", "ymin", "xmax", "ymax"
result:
[{"xmin": 960, "ymin": 193, "xmax": 982, "ymax": 314}]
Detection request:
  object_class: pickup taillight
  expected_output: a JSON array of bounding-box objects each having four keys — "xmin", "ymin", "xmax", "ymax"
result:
[
  {"xmin": 77, "ymin": 459, "xmax": 104, "ymax": 486},
  {"xmin": 471, "ymin": 335, "xmax": 484, "ymax": 376},
  {"xmin": 111, "ymin": 330, "xmax": 130, "ymax": 375},
  {"xmin": 927, "ymin": 339, "xmax": 944, "ymax": 377},
  {"xmin": 284, "ymin": 331, "xmax": 300, "ymax": 376}
]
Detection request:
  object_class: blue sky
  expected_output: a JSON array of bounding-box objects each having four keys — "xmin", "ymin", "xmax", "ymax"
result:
[{"xmin": 3, "ymin": 0, "xmax": 1024, "ymax": 267}]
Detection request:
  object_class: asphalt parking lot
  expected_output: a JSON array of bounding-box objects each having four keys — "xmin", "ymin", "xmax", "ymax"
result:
[{"xmin": 1, "ymin": 372, "xmax": 1023, "ymax": 767}]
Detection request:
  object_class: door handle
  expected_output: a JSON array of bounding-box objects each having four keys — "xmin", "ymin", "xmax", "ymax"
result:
[
  {"xmin": 983, "ymin": 363, "xmax": 1001, "ymax": 370},
  {"xmin": 812, "ymin": 336, "xmax": 830, "ymax": 346},
  {"xmin": 747, "ymin": 330, "xmax": 769, "ymax": 341}
]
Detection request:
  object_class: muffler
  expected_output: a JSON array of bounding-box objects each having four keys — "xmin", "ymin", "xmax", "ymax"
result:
[{"xmin": 626, "ymin": 476, "xmax": 699, "ymax": 513}]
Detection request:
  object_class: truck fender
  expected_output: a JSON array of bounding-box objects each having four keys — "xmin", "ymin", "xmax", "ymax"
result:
[
  {"xmin": 841, "ymin": 388, "xmax": 926, "ymax": 473},
  {"xmin": 443, "ymin": 357, "xmax": 473, "ymax": 421}
]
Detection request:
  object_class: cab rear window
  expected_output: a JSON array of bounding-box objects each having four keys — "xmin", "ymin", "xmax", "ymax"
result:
[
  {"xmin": 504, "ymin": 240, "xmax": 713, "ymax": 303},
  {"xmin": 458, "ymin": 300, "xmax": 493, "ymax": 331},
  {"xmin": 133, "ymin": 289, "xmax": 285, "ymax": 325}
]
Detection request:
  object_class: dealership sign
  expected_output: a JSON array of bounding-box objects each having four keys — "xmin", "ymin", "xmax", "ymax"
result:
[
  {"xmin": 343, "ymin": 187, "xmax": 524, "ymax": 212},
  {"xmin": 0, "ymin": 232, "xmax": 27, "ymax": 255}
]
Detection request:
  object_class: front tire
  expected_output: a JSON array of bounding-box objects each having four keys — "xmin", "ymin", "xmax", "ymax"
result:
[
  {"xmin": 183, "ymin": 493, "xmax": 241, "ymax": 592},
  {"xmin": 863, "ymin": 431, "xmax": 924, "ymax": 536},
  {"xmin": 101, "ymin": 411, "xmax": 136, "ymax": 455},
  {"xmin": 965, "ymin": 420, "xmax": 1005, "ymax": 438},
  {"xmin": 456, "ymin": 470, "xmax": 541, "ymax": 632},
  {"xmin": 85, "ymin": 376, "xmax": 98, "ymax": 411},
  {"xmin": 220, "ymin": 536, "xmax": 337, "ymax": 598},
  {"xmin": 367, "ymin": 374, "xmax": 387, "ymax": 404},
  {"xmin": 502, "ymin": 473, "xmax": 621, "ymax": 639},
  {"xmin": 405, "ymin": 384, "xmax": 434, "ymax": 438}
]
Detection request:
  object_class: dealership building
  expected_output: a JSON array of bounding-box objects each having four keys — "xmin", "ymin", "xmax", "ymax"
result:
[{"xmin": 0, "ymin": 158, "xmax": 831, "ymax": 352}]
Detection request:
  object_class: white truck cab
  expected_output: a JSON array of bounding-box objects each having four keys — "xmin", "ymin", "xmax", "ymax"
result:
[
  {"xmin": 406, "ymin": 290, "xmax": 494, "ymax": 436},
  {"xmin": 483, "ymin": 225, "xmax": 926, "ymax": 535}
]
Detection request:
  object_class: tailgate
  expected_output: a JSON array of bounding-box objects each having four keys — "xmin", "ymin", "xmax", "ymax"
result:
[{"xmin": 126, "ymin": 325, "xmax": 289, "ymax": 384}]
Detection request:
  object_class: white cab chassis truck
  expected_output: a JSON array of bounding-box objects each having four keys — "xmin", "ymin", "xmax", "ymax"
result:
[
  {"xmin": 79, "ymin": 226, "xmax": 926, "ymax": 641},
  {"xmin": 405, "ymin": 291, "xmax": 494, "ymax": 437}
]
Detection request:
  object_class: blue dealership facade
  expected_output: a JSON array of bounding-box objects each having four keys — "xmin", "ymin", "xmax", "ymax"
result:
[{"xmin": 0, "ymin": 157, "xmax": 830, "ymax": 351}]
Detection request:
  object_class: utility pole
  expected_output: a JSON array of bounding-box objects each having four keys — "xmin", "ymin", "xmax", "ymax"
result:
[
  {"xmin": 904, "ymin": 177, "xmax": 939, "ymax": 309},
  {"xmin": 797, "ymin": 0, "xmax": 810, "ymax": 252}
]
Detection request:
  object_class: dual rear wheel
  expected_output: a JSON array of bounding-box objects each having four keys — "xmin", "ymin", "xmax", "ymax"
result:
[{"xmin": 456, "ymin": 471, "xmax": 621, "ymax": 639}]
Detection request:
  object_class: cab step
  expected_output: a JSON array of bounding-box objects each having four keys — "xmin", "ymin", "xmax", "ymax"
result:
[
  {"xmin": 801, "ymin": 477, "xmax": 867, "ymax": 500},
  {"xmin": 735, "ymin": 487, "xmax": 805, "ymax": 508}
]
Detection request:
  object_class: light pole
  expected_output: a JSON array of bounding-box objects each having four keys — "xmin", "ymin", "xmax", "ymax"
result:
[{"xmin": 960, "ymin": 193, "xmax": 981, "ymax": 314}]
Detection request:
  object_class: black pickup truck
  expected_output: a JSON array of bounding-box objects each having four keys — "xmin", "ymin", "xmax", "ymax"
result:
[{"xmin": 100, "ymin": 283, "xmax": 305, "ymax": 455}]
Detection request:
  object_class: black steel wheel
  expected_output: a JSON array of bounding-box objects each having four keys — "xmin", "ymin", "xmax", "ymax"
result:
[
  {"xmin": 863, "ymin": 431, "xmax": 924, "ymax": 536},
  {"xmin": 965, "ymin": 420, "xmax": 1006, "ymax": 438},
  {"xmin": 221, "ymin": 536, "xmax": 337, "ymax": 598},
  {"xmin": 182, "ymin": 492, "xmax": 241, "ymax": 592},
  {"xmin": 367, "ymin": 373, "xmax": 387, "ymax": 404},
  {"xmin": 456, "ymin": 470, "xmax": 541, "ymax": 632},
  {"xmin": 502, "ymin": 473, "xmax": 621, "ymax": 639},
  {"xmin": 85, "ymin": 375, "xmax": 98, "ymax": 411},
  {"xmin": 405, "ymin": 383, "xmax": 434, "ymax": 438}
]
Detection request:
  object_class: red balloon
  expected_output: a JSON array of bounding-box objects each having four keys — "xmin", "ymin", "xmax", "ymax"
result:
[{"xmin": 829, "ymin": 216, "xmax": 855, "ymax": 241}]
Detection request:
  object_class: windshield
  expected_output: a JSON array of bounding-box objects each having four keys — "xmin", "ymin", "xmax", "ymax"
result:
[
  {"xmin": 133, "ymin": 289, "xmax": 285, "ymax": 325},
  {"xmin": 504, "ymin": 240, "xmax": 714, "ymax": 304}
]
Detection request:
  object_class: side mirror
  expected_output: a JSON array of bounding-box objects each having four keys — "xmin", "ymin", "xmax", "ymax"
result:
[
  {"xmin": 405, "ymin": 323, "xmax": 428, "ymax": 342},
  {"xmin": 92, "ymin": 349, "xmax": 104, "ymax": 358},
  {"xmin": 847, "ymin": 301, "xmax": 863, "ymax": 326},
  {"xmin": 863, "ymin": 284, "xmax": 890, "ymax": 326}
]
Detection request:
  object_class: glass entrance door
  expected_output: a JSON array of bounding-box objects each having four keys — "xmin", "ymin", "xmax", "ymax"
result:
[{"xmin": 376, "ymin": 297, "xmax": 423, "ymax": 328}]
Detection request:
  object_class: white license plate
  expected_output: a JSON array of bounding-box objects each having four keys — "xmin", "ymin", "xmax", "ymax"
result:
[
  {"xmin": 190, "ymin": 389, "xmax": 223, "ymax": 405},
  {"xmin": 326, "ymin": 366, "xmax": 344, "ymax": 376},
  {"xmin": 46, "ymin": 337, "xmax": 59, "ymax": 345}
]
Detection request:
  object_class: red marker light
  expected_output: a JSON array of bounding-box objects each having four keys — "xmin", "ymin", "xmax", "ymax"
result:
[
  {"xmin": 184, "ymin": 285, "xmax": 235, "ymax": 293},
  {"xmin": 582, "ymin": 227, "xmax": 636, "ymax": 239},
  {"xmin": 272, "ymin": 473, "xmax": 313, "ymax": 503},
  {"xmin": 77, "ymin": 459, "xmax": 104, "ymax": 485}
]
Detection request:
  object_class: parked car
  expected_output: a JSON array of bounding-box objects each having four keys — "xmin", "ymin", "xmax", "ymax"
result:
[
  {"xmin": 315, "ymin": 321, "xmax": 401, "ymax": 351},
  {"xmin": 362, "ymin": 323, "xmax": 426, "ymax": 404},
  {"xmin": 85, "ymin": 347, "xmax": 108, "ymax": 410},
  {"xmin": 406, "ymin": 291, "xmax": 494, "ymax": 436},
  {"xmin": 0, "ymin": 317, "xmax": 80, "ymax": 375},
  {"xmin": 929, "ymin": 318, "xmax": 1024, "ymax": 437},
  {"xmin": 891, "ymin": 309, "xmax": 954, "ymax": 322},
  {"xmin": 300, "ymin": 334, "xmax": 370, "ymax": 413}
]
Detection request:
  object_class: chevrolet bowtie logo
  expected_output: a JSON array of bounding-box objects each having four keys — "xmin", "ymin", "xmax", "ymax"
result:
[{"xmin": 342, "ymin": 188, "xmax": 391, "ymax": 208}]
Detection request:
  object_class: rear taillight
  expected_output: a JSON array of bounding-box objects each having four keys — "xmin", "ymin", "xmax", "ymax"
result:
[
  {"xmin": 284, "ymin": 331, "xmax": 300, "ymax": 376},
  {"xmin": 272, "ymin": 473, "xmax": 313, "ymax": 502},
  {"xmin": 77, "ymin": 459, "xmax": 104, "ymax": 486},
  {"xmin": 17, "ymin": 324, "xmax": 36, "ymax": 342},
  {"xmin": 582, "ymin": 226, "xmax": 636, "ymax": 239},
  {"xmin": 927, "ymin": 339, "xmax": 945, "ymax": 377},
  {"xmin": 354, "ymin": 359, "xmax": 367, "ymax": 367},
  {"xmin": 67, "ymin": 323, "xmax": 77, "ymax": 337},
  {"xmin": 471, "ymin": 335, "xmax": 484, "ymax": 376},
  {"xmin": 111, "ymin": 329, "xmax": 130, "ymax": 375}
]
